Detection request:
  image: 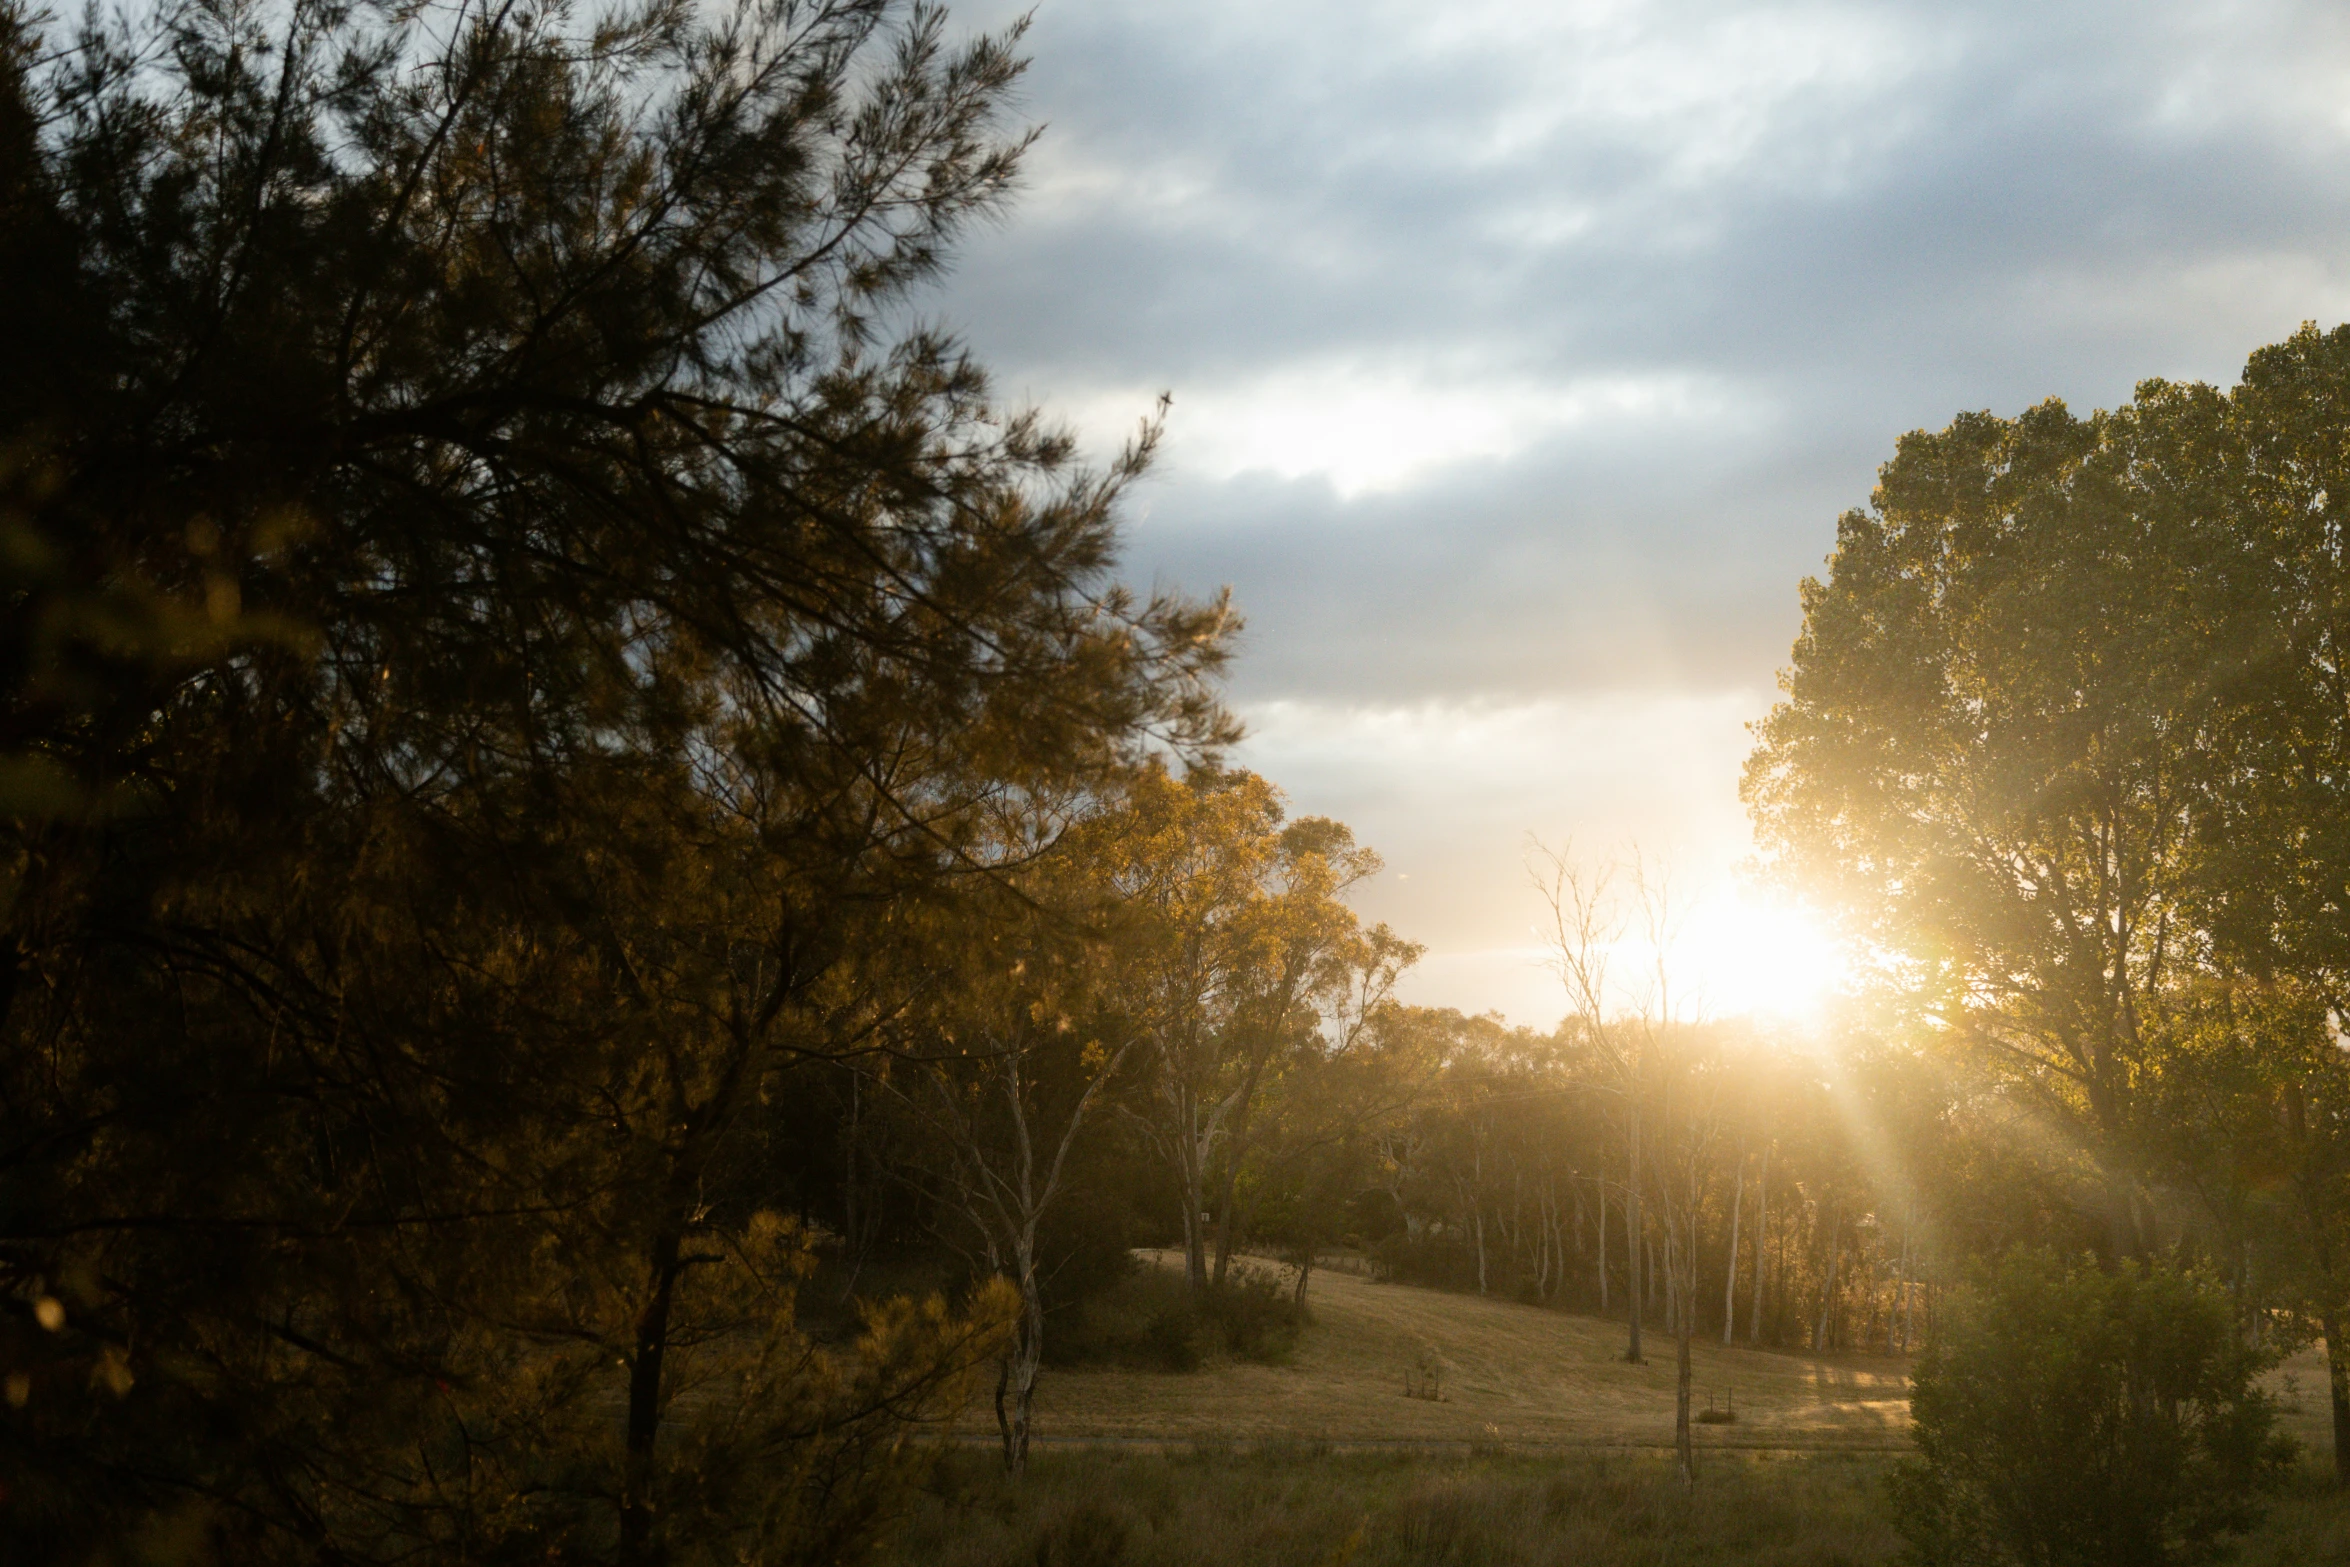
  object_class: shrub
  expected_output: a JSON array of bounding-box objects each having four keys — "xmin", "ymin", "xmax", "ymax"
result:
[
  {"xmin": 1045, "ymin": 1264, "xmax": 1199, "ymax": 1369},
  {"xmin": 1891, "ymin": 1250, "xmax": 2294, "ymax": 1567},
  {"xmin": 1141, "ymin": 1298, "xmax": 1204, "ymax": 1372},
  {"xmin": 1042, "ymin": 1260, "xmax": 1303, "ymax": 1369},
  {"xmin": 1369, "ymin": 1231, "xmax": 1478, "ymax": 1291},
  {"xmin": 1202, "ymin": 1262, "xmax": 1306, "ymax": 1363}
]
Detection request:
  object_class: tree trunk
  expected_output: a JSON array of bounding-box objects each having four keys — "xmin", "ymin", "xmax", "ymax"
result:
[
  {"xmin": 996, "ymin": 1261, "xmax": 1047, "ymax": 1475},
  {"xmin": 1177, "ymin": 1088, "xmax": 1209, "ymax": 1293},
  {"xmin": 1626, "ymin": 1108, "xmax": 1644, "ymax": 1363},
  {"xmin": 1721, "ymin": 1153, "xmax": 1744, "ymax": 1346},
  {"xmin": 1294, "ymin": 1244, "xmax": 1315, "ymax": 1305},
  {"xmin": 2324, "ymin": 1313, "xmax": 2350, "ymax": 1488},
  {"xmin": 1676, "ymin": 1287, "xmax": 1696, "ymax": 1488},
  {"xmin": 1534, "ymin": 1186, "xmax": 1551, "ymax": 1300},
  {"xmin": 1812, "ymin": 1209, "xmax": 1842, "ymax": 1352},
  {"xmin": 1572, "ymin": 1180, "xmax": 1588, "ymax": 1298},
  {"xmin": 1749, "ymin": 1146, "xmax": 1769, "ymax": 1345},
  {"xmin": 2105, "ymin": 1168, "xmax": 2144, "ymax": 1260},
  {"xmin": 1898, "ymin": 1213, "xmax": 1915, "ymax": 1353},
  {"xmin": 1663, "ymin": 1228, "xmax": 1678, "ymax": 1332},
  {"xmin": 1596, "ymin": 1181, "xmax": 1609, "ymax": 1314},
  {"xmin": 620, "ymin": 1223, "xmax": 683, "ymax": 1567},
  {"xmin": 617, "ymin": 1024, "xmax": 769, "ymax": 1567},
  {"xmin": 1211, "ymin": 1156, "xmax": 1242, "ymax": 1290}
]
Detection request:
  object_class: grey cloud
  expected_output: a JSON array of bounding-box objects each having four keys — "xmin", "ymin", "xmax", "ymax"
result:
[
  {"xmin": 931, "ymin": 0, "xmax": 2350, "ymax": 701},
  {"xmin": 1123, "ymin": 429, "xmax": 1848, "ymax": 702}
]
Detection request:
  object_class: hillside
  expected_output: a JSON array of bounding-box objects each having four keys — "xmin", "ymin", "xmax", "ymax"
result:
[
  {"xmin": 1027, "ymin": 1255, "xmax": 1912, "ymax": 1450},
  {"xmin": 1026, "ymin": 1255, "xmax": 2342, "ymax": 1456}
]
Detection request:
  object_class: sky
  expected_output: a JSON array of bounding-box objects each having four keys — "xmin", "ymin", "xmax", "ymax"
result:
[{"xmin": 936, "ymin": 0, "xmax": 2350, "ymax": 1026}]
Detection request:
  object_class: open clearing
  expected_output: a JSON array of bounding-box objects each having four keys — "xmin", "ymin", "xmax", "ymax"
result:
[
  {"xmin": 899, "ymin": 1261, "xmax": 2350, "ymax": 1566},
  {"xmin": 1028, "ymin": 1254, "xmax": 2341, "ymax": 1454},
  {"xmin": 1030, "ymin": 1255, "xmax": 1912, "ymax": 1450}
]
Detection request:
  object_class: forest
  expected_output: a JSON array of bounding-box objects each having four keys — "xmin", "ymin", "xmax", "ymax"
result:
[{"xmin": 5, "ymin": 1, "xmax": 2350, "ymax": 1564}]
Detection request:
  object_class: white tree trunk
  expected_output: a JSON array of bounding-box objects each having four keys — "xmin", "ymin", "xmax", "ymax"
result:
[
  {"xmin": 1748, "ymin": 1144, "xmax": 1770, "ymax": 1345},
  {"xmin": 1721, "ymin": 1154, "xmax": 1744, "ymax": 1346}
]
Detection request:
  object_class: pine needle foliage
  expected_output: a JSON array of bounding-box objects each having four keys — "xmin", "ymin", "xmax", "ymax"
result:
[{"xmin": 0, "ymin": 0, "xmax": 1232, "ymax": 1561}]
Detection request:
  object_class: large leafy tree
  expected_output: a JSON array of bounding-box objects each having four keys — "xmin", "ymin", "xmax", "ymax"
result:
[
  {"xmin": 0, "ymin": 0, "xmax": 1230, "ymax": 1560},
  {"xmin": 2190, "ymin": 327, "xmax": 2350, "ymax": 1011},
  {"xmin": 1743, "ymin": 393, "xmax": 2236, "ymax": 1253},
  {"xmin": 2168, "ymin": 325, "xmax": 2350, "ymax": 1486},
  {"xmin": 1746, "ymin": 329, "xmax": 2350, "ymax": 1485}
]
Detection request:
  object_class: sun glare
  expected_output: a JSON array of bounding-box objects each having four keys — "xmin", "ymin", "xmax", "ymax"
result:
[{"xmin": 1669, "ymin": 889, "xmax": 1849, "ymax": 1025}]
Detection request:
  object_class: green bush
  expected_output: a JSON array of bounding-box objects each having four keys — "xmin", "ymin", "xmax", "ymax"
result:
[
  {"xmin": 1043, "ymin": 1261, "xmax": 1303, "ymax": 1369},
  {"xmin": 1369, "ymin": 1231, "xmax": 1479, "ymax": 1291},
  {"xmin": 1046, "ymin": 1264, "xmax": 1199, "ymax": 1369},
  {"xmin": 1202, "ymin": 1262, "xmax": 1307, "ymax": 1363},
  {"xmin": 1891, "ymin": 1250, "xmax": 2293, "ymax": 1567}
]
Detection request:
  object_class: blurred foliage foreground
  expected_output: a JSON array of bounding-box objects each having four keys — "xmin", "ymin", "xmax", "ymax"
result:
[{"xmin": 883, "ymin": 1445, "xmax": 2350, "ymax": 1567}]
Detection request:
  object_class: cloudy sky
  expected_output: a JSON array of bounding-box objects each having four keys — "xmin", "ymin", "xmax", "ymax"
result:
[{"xmin": 938, "ymin": 0, "xmax": 2350, "ymax": 1025}]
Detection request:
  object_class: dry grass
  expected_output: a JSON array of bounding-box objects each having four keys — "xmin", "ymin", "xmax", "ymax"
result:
[
  {"xmin": 893, "ymin": 1446, "xmax": 1905, "ymax": 1567},
  {"xmin": 1024, "ymin": 1253, "xmax": 1911, "ymax": 1450},
  {"xmin": 892, "ymin": 1267, "xmax": 2350, "ymax": 1565},
  {"xmin": 886, "ymin": 1447, "xmax": 2350, "ymax": 1567},
  {"xmin": 2264, "ymin": 1343, "xmax": 2340, "ymax": 1456}
]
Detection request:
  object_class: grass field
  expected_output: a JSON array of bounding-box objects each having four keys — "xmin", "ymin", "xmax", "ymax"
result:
[
  {"xmin": 1028, "ymin": 1252, "xmax": 1912, "ymax": 1450},
  {"xmin": 1030, "ymin": 1253, "xmax": 2342, "ymax": 1456},
  {"xmin": 885, "ymin": 1255, "xmax": 2350, "ymax": 1565}
]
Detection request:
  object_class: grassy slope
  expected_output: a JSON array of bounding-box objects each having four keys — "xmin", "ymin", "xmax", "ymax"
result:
[
  {"xmin": 1035, "ymin": 1255, "xmax": 2342, "ymax": 1455},
  {"xmin": 1030, "ymin": 1254, "xmax": 1912, "ymax": 1449},
  {"xmin": 895, "ymin": 1262, "xmax": 2350, "ymax": 1564}
]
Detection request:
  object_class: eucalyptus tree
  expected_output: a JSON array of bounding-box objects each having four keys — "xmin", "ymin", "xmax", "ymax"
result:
[
  {"xmin": 1106, "ymin": 765, "xmax": 1390, "ymax": 1295},
  {"xmin": 1532, "ymin": 844, "xmax": 1678, "ymax": 1363},
  {"xmin": 874, "ymin": 792, "xmax": 1165, "ymax": 1477},
  {"xmin": 1218, "ymin": 927, "xmax": 1426, "ymax": 1299}
]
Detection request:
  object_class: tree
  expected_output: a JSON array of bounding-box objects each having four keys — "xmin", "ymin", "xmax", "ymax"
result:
[
  {"xmin": 0, "ymin": 0, "xmax": 1233, "ymax": 1558},
  {"xmin": 1225, "ymin": 950, "xmax": 1426, "ymax": 1304},
  {"xmin": 2140, "ymin": 979, "xmax": 2350, "ymax": 1484},
  {"xmin": 1650, "ymin": 1019, "xmax": 1731, "ymax": 1486},
  {"xmin": 1892, "ymin": 1250, "xmax": 2291, "ymax": 1567},
  {"xmin": 1744, "ymin": 393, "xmax": 2233, "ymax": 1255},
  {"xmin": 2188, "ymin": 327, "xmax": 2350, "ymax": 1013},
  {"xmin": 877, "ymin": 802, "xmax": 1149, "ymax": 1476},
  {"xmin": 1532, "ymin": 843, "xmax": 1726, "ymax": 1481},
  {"xmin": 1108, "ymin": 766, "xmax": 1391, "ymax": 1296},
  {"xmin": 1531, "ymin": 844, "xmax": 1672, "ymax": 1363},
  {"xmin": 1744, "ymin": 332, "xmax": 2350, "ymax": 1487}
]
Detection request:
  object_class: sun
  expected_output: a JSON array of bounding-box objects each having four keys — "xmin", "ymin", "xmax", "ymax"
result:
[{"xmin": 1668, "ymin": 888, "xmax": 1850, "ymax": 1024}]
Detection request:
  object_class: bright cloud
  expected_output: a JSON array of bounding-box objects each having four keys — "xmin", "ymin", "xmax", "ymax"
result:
[{"xmin": 1163, "ymin": 367, "xmax": 1740, "ymax": 496}]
